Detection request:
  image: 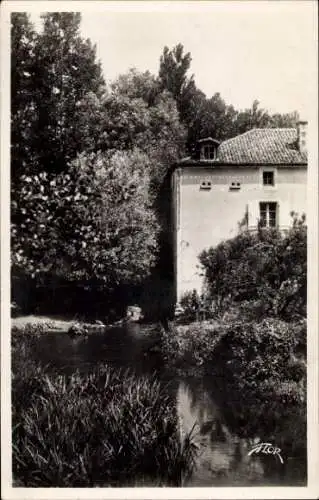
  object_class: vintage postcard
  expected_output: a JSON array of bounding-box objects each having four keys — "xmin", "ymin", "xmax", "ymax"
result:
[{"xmin": 1, "ymin": 1, "xmax": 318, "ymax": 499}]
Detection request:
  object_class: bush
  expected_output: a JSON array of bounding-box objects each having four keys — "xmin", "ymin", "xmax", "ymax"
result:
[
  {"xmin": 199, "ymin": 214, "xmax": 307, "ymax": 320},
  {"xmin": 161, "ymin": 321, "xmax": 226, "ymax": 372},
  {"xmin": 12, "ymin": 335, "xmax": 197, "ymax": 487},
  {"xmin": 210, "ymin": 318, "xmax": 307, "ymax": 460},
  {"xmin": 213, "ymin": 318, "xmax": 306, "ymax": 402},
  {"xmin": 161, "ymin": 317, "xmax": 306, "ymax": 460},
  {"xmin": 161, "ymin": 317, "xmax": 306, "ymax": 413},
  {"xmin": 179, "ymin": 290, "xmax": 201, "ymax": 320}
]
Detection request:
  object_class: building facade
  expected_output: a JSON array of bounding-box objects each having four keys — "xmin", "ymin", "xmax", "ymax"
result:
[{"xmin": 171, "ymin": 123, "xmax": 308, "ymax": 302}]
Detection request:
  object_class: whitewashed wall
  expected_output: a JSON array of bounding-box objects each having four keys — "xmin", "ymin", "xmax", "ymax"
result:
[{"xmin": 172, "ymin": 165, "xmax": 307, "ymax": 301}]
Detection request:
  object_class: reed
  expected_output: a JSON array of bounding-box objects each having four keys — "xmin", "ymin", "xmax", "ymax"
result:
[{"xmin": 12, "ymin": 334, "xmax": 197, "ymax": 487}]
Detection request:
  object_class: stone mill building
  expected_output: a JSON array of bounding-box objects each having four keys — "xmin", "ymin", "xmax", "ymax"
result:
[{"xmin": 170, "ymin": 122, "xmax": 308, "ymax": 302}]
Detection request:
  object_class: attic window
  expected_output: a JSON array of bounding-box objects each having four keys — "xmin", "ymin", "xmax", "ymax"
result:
[
  {"xmin": 203, "ymin": 144, "xmax": 215, "ymax": 160},
  {"xmin": 198, "ymin": 137, "xmax": 219, "ymax": 161},
  {"xmin": 200, "ymin": 180, "xmax": 212, "ymax": 191}
]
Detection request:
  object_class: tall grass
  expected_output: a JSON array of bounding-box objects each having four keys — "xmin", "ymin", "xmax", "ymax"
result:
[{"xmin": 12, "ymin": 333, "xmax": 197, "ymax": 487}]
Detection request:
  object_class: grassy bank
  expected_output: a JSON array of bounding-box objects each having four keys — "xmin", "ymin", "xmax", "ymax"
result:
[
  {"xmin": 11, "ymin": 315, "xmax": 109, "ymax": 336},
  {"xmin": 12, "ymin": 334, "xmax": 197, "ymax": 487},
  {"xmin": 162, "ymin": 316, "xmax": 306, "ymax": 400},
  {"xmin": 161, "ymin": 316, "xmax": 307, "ymax": 457}
]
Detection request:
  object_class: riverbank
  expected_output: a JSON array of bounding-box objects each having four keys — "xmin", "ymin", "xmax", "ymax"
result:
[
  {"xmin": 161, "ymin": 317, "xmax": 306, "ymax": 401},
  {"xmin": 12, "ymin": 332, "xmax": 197, "ymax": 487},
  {"xmin": 11, "ymin": 315, "xmax": 74, "ymax": 332},
  {"xmin": 11, "ymin": 316, "xmax": 307, "ymax": 485},
  {"xmin": 160, "ymin": 316, "xmax": 307, "ymax": 470},
  {"xmin": 11, "ymin": 314, "xmax": 143, "ymax": 336}
]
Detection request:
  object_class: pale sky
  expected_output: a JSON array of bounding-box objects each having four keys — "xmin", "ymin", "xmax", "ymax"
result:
[{"xmin": 26, "ymin": 1, "xmax": 318, "ymax": 118}]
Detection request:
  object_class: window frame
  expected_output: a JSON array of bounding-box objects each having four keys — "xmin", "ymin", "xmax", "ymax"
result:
[
  {"xmin": 261, "ymin": 167, "xmax": 276, "ymax": 188},
  {"xmin": 200, "ymin": 143, "xmax": 217, "ymax": 161},
  {"xmin": 259, "ymin": 201, "xmax": 278, "ymax": 228}
]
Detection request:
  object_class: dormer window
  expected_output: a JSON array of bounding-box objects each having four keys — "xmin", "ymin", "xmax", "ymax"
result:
[
  {"xmin": 198, "ymin": 137, "xmax": 219, "ymax": 161},
  {"xmin": 203, "ymin": 144, "xmax": 214, "ymax": 160}
]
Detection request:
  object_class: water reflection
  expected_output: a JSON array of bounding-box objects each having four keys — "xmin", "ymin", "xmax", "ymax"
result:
[
  {"xmin": 176, "ymin": 379, "xmax": 285, "ymax": 486},
  {"xmin": 23, "ymin": 323, "xmax": 306, "ymax": 486}
]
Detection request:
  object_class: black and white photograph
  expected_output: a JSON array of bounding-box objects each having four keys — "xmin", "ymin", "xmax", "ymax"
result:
[{"xmin": 1, "ymin": 1, "xmax": 318, "ymax": 498}]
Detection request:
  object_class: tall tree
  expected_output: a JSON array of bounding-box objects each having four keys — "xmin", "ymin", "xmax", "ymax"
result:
[
  {"xmin": 11, "ymin": 67, "xmax": 185, "ymax": 305},
  {"xmin": 32, "ymin": 12, "xmax": 105, "ymax": 174},
  {"xmin": 11, "ymin": 12, "xmax": 105, "ymax": 180},
  {"xmin": 158, "ymin": 44, "xmax": 299, "ymax": 153},
  {"xmin": 11, "ymin": 13, "xmax": 37, "ymax": 184},
  {"xmin": 75, "ymin": 70, "xmax": 186, "ymax": 190},
  {"xmin": 233, "ymin": 100, "xmax": 298, "ymax": 135},
  {"xmin": 159, "ymin": 44, "xmax": 194, "ymax": 105}
]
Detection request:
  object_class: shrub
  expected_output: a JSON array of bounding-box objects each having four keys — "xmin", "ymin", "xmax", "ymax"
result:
[
  {"xmin": 12, "ymin": 336, "xmax": 197, "ymax": 487},
  {"xmin": 212, "ymin": 318, "xmax": 306, "ymax": 402},
  {"xmin": 179, "ymin": 290, "xmax": 201, "ymax": 320},
  {"xmin": 161, "ymin": 321, "xmax": 226, "ymax": 372},
  {"xmin": 199, "ymin": 214, "xmax": 307, "ymax": 320},
  {"xmin": 161, "ymin": 317, "xmax": 306, "ymax": 415}
]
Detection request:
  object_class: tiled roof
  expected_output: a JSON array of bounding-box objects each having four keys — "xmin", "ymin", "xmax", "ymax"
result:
[{"xmin": 217, "ymin": 128, "xmax": 307, "ymax": 165}]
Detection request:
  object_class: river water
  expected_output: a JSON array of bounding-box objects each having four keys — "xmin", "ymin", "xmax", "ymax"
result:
[{"xmin": 29, "ymin": 322, "xmax": 306, "ymax": 486}]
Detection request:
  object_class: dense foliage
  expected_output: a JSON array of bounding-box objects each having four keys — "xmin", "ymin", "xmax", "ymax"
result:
[
  {"xmin": 161, "ymin": 316, "xmax": 306, "ymax": 472},
  {"xmin": 11, "ymin": 13, "xmax": 104, "ymax": 181},
  {"xmin": 12, "ymin": 150, "xmax": 158, "ymax": 289},
  {"xmin": 12, "ymin": 334, "xmax": 197, "ymax": 487},
  {"xmin": 11, "ymin": 14, "xmax": 301, "ymax": 316},
  {"xmin": 212, "ymin": 318, "xmax": 307, "ymax": 463},
  {"xmin": 161, "ymin": 321, "xmax": 225, "ymax": 372},
  {"xmin": 199, "ymin": 214, "xmax": 307, "ymax": 320},
  {"xmin": 163, "ymin": 217, "xmax": 307, "ymax": 465},
  {"xmin": 74, "ymin": 70, "xmax": 186, "ymax": 192},
  {"xmin": 11, "ymin": 15, "xmax": 185, "ymax": 312}
]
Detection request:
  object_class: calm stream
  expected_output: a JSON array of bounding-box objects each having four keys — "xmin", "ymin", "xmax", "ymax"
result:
[{"xmin": 28, "ymin": 323, "xmax": 306, "ymax": 486}]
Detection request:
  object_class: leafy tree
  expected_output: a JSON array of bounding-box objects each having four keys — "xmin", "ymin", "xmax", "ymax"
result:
[
  {"xmin": 75, "ymin": 70, "xmax": 186, "ymax": 190},
  {"xmin": 269, "ymin": 111, "xmax": 299, "ymax": 128},
  {"xmin": 187, "ymin": 93, "xmax": 239, "ymax": 150},
  {"xmin": 159, "ymin": 43, "xmax": 205, "ymax": 152},
  {"xmin": 33, "ymin": 12, "xmax": 105, "ymax": 174},
  {"xmin": 158, "ymin": 44, "xmax": 299, "ymax": 152},
  {"xmin": 11, "ymin": 12, "xmax": 105, "ymax": 180},
  {"xmin": 12, "ymin": 150, "xmax": 159, "ymax": 290},
  {"xmin": 159, "ymin": 44, "xmax": 194, "ymax": 106},
  {"xmin": 111, "ymin": 68, "xmax": 161, "ymax": 106},
  {"xmin": 233, "ymin": 100, "xmax": 298, "ymax": 135},
  {"xmin": 11, "ymin": 13, "xmax": 37, "ymax": 184}
]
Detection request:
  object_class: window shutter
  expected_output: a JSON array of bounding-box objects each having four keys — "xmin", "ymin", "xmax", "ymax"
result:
[
  {"xmin": 279, "ymin": 200, "xmax": 292, "ymax": 230},
  {"xmin": 248, "ymin": 201, "xmax": 259, "ymax": 230}
]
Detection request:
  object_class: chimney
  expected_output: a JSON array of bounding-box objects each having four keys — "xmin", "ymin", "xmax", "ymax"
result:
[{"xmin": 297, "ymin": 120, "xmax": 307, "ymax": 153}]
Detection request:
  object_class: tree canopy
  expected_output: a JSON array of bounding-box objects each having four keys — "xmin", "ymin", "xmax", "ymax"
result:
[
  {"xmin": 12, "ymin": 149, "xmax": 159, "ymax": 289},
  {"xmin": 11, "ymin": 17, "xmax": 301, "ymax": 314},
  {"xmin": 158, "ymin": 44, "xmax": 299, "ymax": 153},
  {"xmin": 11, "ymin": 12, "xmax": 104, "ymax": 182}
]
